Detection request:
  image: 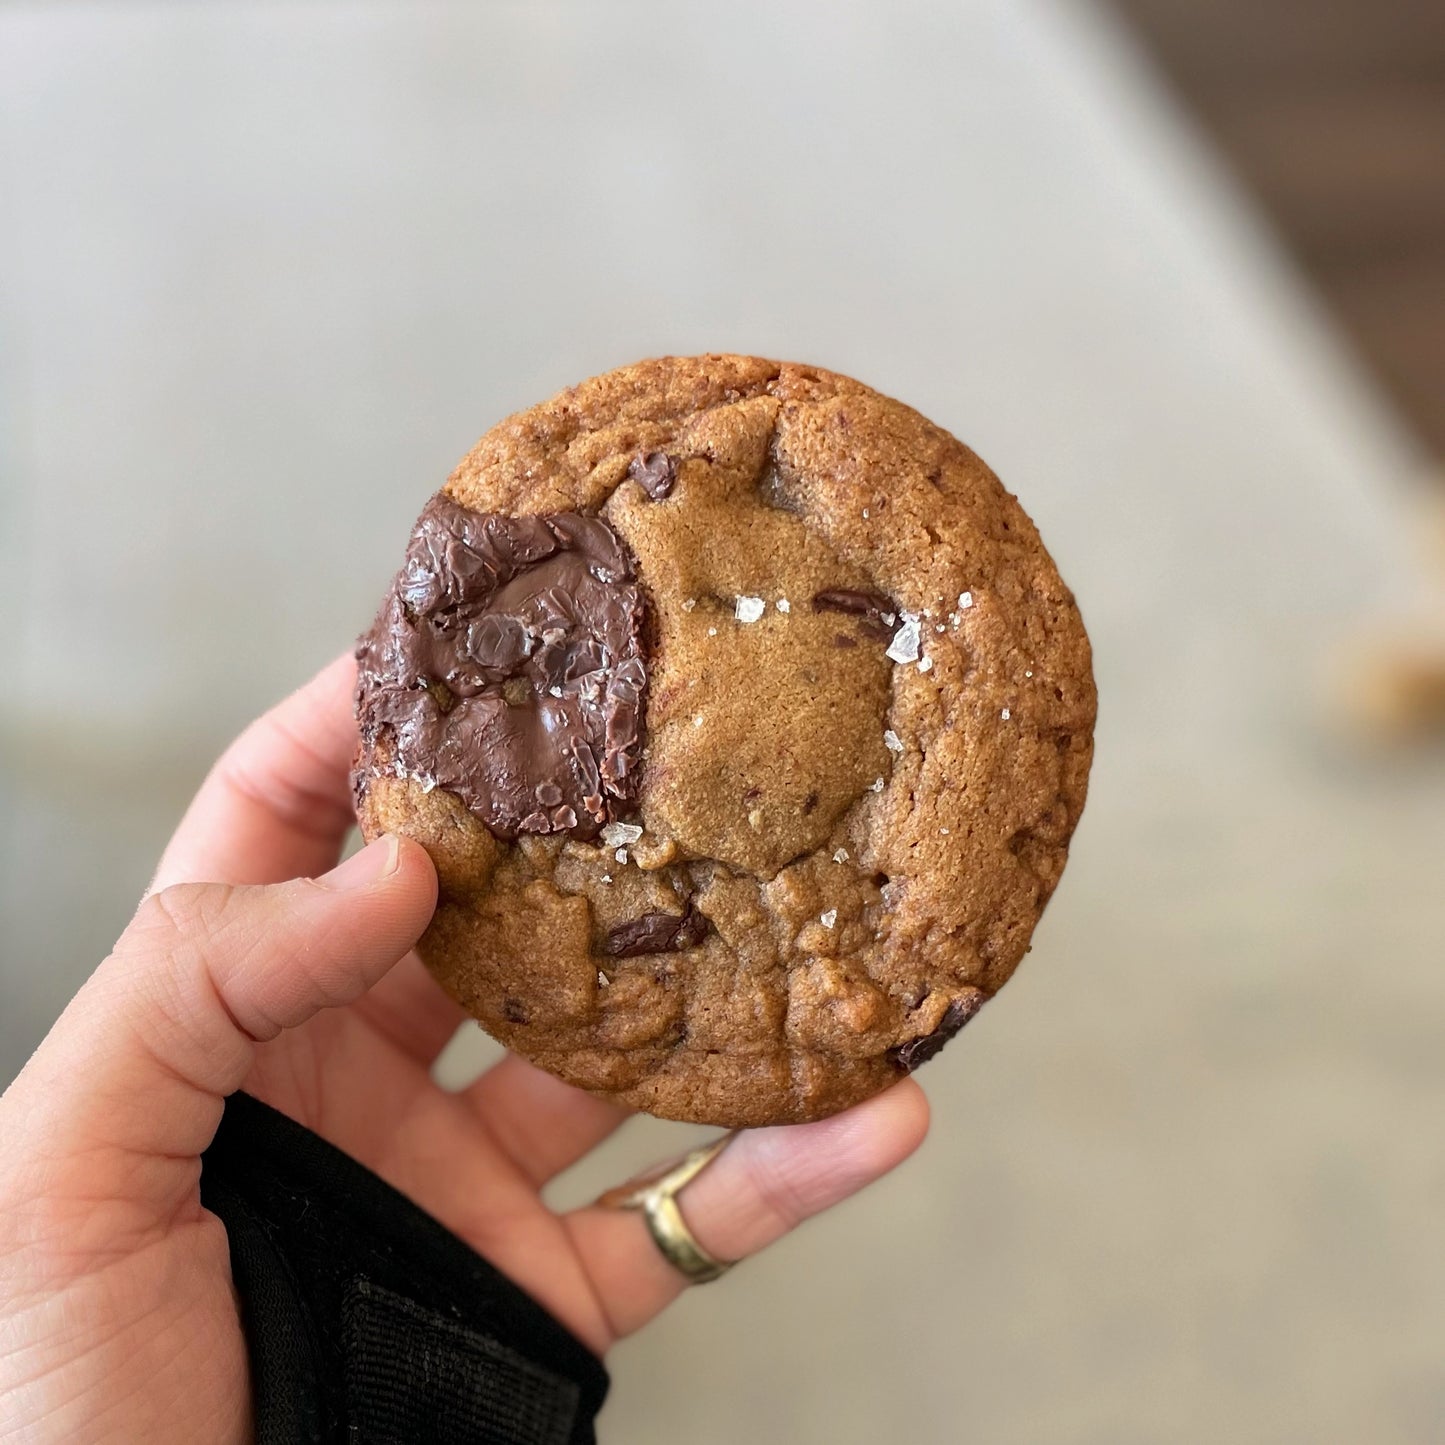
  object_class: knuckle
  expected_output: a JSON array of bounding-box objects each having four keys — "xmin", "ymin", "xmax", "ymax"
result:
[{"xmin": 132, "ymin": 882, "xmax": 237, "ymax": 946}]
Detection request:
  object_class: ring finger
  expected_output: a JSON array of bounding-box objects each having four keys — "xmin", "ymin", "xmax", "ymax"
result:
[{"xmin": 562, "ymin": 1079, "xmax": 930, "ymax": 1344}]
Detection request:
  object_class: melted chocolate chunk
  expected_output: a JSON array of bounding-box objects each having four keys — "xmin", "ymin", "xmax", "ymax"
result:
[
  {"xmin": 628, "ymin": 451, "xmax": 677, "ymax": 501},
  {"xmin": 603, "ymin": 906, "xmax": 709, "ymax": 959},
  {"xmin": 354, "ymin": 495, "xmax": 647, "ymax": 840},
  {"xmin": 812, "ymin": 588, "xmax": 897, "ymax": 639},
  {"xmin": 887, "ymin": 996, "xmax": 984, "ymax": 1073}
]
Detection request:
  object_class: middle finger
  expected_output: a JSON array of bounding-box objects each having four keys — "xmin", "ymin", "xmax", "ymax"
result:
[{"xmin": 459, "ymin": 1054, "xmax": 633, "ymax": 1186}]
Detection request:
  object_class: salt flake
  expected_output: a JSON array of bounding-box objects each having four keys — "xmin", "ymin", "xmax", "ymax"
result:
[
  {"xmin": 597, "ymin": 970, "xmax": 610, "ymax": 986},
  {"xmin": 707, "ymin": 627, "xmax": 718, "ymax": 637},
  {"xmin": 883, "ymin": 729, "xmax": 904, "ymax": 754},
  {"xmin": 870, "ymin": 777, "xmax": 885, "ymax": 793},
  {"xmin": 833, "ymin": 848, "xmax": 849, "ymax": 863},
  {"xmin": 776, "ymin": 598, "xmax": 791, "ymax": 613},
  {"xmin": 735, "ymin": 596, "xmax": 765, "ymax": 623},
  {"xmin": 601, "ymin": 822, "xmax": 643, "ymax": 848},
  {"xmin": 615, "ymin": 847, "xmax": 628, "ymax": 864},
  {"xmin": 600, "ymin": 874, "xmax": 613, "ymax": 884},
  {"xmin": 918, "ymin": 656, "xmax": 934, "ymax": 673},
  {"xmin": 886, "ymin": 618, "xmax": 922, "ymax": 665},
  {"xmin": 958, "ymin": 590, "xmax": 974, "ymax": 610},
  {"xmin": 820, "ymin": 909, "xmax": 838, "ymax": 929},
  {"xmin": 682, "ymin": 597, "xmax": 697, "ymax": 612},
  {"xmin": 1001, "ymin": 707, "xmax": 1011, "ymax": 720}
]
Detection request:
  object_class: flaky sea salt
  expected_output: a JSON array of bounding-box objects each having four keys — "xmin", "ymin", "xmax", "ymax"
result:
[
  {"xmin": 693, "ymin": 714, "xmax": 704, "ymax": 728},
  {"xmin": 862, "ymin": 508, "xmax": 870, "ymax": 519},
  {"xmin": 959, "ymin": 591, "xmax": 974, "ymax": 610},
  {"xmin": 940, "ymin": 826, "xmax": 950, "ymax": 835},
  {"xmin": 597, "ymin": 970, "xmax": 610, "ymax": 986},
  {"xmin": 682, "ymin": 597, "xmax": 697, "ymax": 612},
  {"xmin": 707, "ymin": 627, "xmax": 718, "ymax": 637},
  {"xmin": 833, "ymin": 848, "xmax": 849, "ymax": 863},
  {"xmin": 1001, "ymin": 708, "xmax": 1011, "ymax": 720},
  {"xmin": 886, "ymin": 617, "xmax": 922, "ymax": 664},
  {"xmin": 884, "ymin": 729, "xmax": 904, "ymax": 754},
  {"xmin": 918, "ymin": 656, "xmax": 934, "ymax": 673},
  {"xmin": 735, "ymin": 595, "xmax": 766, "ymax": 623},
  {"xmin": 615, "ymin": 848, "xmax": 628, "ymax": 864},
  {"xmin": 870, "ymin": 777, "xmax": 885, "ymax": 793},
  {"xmin": 600, "ymin": 874, "xmax": 613, "ymax": 884},
  {"xmin": 777, "ymin": 598, "xmax": 791, "ymax": 613},
  {"xmin": 601, "ymin": 822, "xmax": 643, "ymax": 848},
  {"xmin": 1025, "ymin": 669, "xmax": 1034, "ymax": 678},
  {"xmin": 820, "ymin": 909, "xmax": 838, "ymax": 929},
  {"xmin": 549, "ymin": 686, "xmax": 563, "ymax": 697}
]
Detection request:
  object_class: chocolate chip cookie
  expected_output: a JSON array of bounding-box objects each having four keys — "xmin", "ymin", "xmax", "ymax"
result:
[{"xmin": 354, "ymin": 355, "xmax": 1095, "ymax": 1126}]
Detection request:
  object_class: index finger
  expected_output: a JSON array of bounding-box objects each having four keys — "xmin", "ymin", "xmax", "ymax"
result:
[{"xmin": 151, "ymin": 653, "xmax": 361, "ymax": 890}]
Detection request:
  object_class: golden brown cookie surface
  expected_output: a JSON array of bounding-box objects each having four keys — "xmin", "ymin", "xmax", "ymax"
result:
[{"xmin": 354, "ymin": 355, "xmax": 1095, "ymax": 1126}]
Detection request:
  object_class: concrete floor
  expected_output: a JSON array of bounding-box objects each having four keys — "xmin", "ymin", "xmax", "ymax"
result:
[{"xmin": 3, "ymin": 3, "xmax": 1444, "ymax": 1441}]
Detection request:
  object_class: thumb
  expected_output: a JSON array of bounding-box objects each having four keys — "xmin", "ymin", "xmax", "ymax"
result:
[{"xmin": 9, "ymin": 835, "xmax": 436, "ymax": 1182}]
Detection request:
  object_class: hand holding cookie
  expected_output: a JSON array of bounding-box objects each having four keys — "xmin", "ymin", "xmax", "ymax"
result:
[
  {"xmin": 0, "ymin": 357, "xmax": 1092, "ymax": 1439},
  {"xmin": 0, "ymin": 654, "xmax": 929, "ymax": 1442}
]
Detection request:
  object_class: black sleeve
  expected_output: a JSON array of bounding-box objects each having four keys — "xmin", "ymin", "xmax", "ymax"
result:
[{"xmin": 200, "ymin": 1091, "xmax": 609, "ymax": 1445}]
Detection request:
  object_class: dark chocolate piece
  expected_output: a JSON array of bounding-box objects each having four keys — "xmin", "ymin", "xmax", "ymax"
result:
[
  {"xmin": 812, "ymin": 588, "xmax": 894, "ymax": 618},
  {"xmin": 354, "ymin": 495, "xmax": 647, "ymax": 841},
  {"xmin": 672, "ymin": 907, "xmax": 709, "ymax": 950},
  {"xmin": 887, "ymin": 995, "xmax": 984, "ymax": 1073},
  {"xmin": 628, "ymin": 451, "xmax": 677, "ymax": 501},
  {"xmin": 812, "ymin": 588, "xmax": 897, "ymax": 639},
  {"xmin": 602, "ymin": 906, "xmax": 709, "ymax": 959}
]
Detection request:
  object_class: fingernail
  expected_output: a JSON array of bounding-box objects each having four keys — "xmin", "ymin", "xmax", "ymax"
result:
[{"xmin": 316, "ymin": 834, "xmax": 401, "ymax": 892}]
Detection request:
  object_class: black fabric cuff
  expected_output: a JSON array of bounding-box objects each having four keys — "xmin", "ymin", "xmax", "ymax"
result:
[{"xmin": 201, "ymin": 1091, "xmax": 608, "ymax": 1445}]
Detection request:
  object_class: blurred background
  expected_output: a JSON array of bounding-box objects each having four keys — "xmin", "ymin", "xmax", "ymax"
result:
[{"xmin": 2, "ymin": 2, "xmax": 1443, "ymax": 1441}]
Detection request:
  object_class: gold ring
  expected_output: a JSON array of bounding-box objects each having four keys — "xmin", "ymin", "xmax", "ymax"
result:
[{"xmin": 596, "ymin": 1134, "xmax": 737, "ymax": 1285}]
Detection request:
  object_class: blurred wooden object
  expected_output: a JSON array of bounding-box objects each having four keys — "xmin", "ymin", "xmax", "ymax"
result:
[
  {"xmin": 1341, "ymin": 640, "xmax": 1445, "ymax": 742},
  {"xmin": 1112, "ymin": 0, "xmax": 1445, "ymax": 464},
  {"xmin": 1337, "ymin": 498, "xmax": 1445, "ymax": 743}
]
